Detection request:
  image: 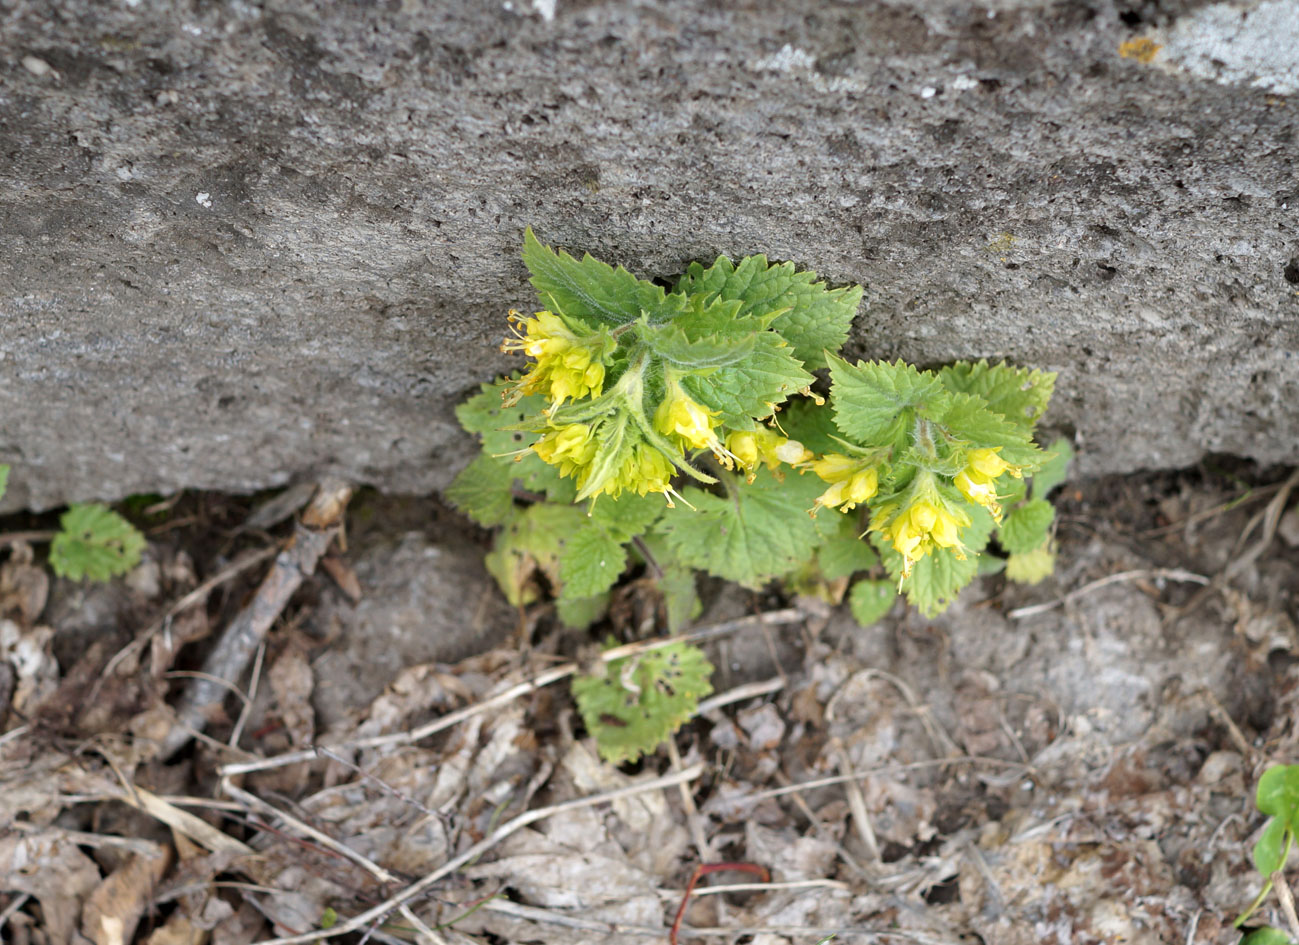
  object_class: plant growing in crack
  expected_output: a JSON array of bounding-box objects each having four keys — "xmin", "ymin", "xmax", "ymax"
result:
[{"xmin": 448, "ymin": 229, "xmax": 1069, "ymax": 763}]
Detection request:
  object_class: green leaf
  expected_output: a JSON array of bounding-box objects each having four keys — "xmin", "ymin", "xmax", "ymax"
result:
[
  {"xmin": 1240, "ymin": 928, "xmax": 1294, "ymax": 945},
  {"xmin": 777, "ymin": 397, "xmax": 842, "ymax": 456},
  {"xmin": 1258, "ymin": 766, "xmax": 1299, "ymax": 820},
  {"xmin": 1005, "ymin": 545, "xmax": 1056, "ymax": 585},
  {"xmin": 572, "ymin": 642, "xmax": 714, "ymax": 764},
  {"xmin": 873, "ymin": 504, "xmax": 992, "ymax": 617},
  {"xmin": 849, "ymin": 579, "xmax": 897, "ymax": 626},
  {"xmin": 682, "ymin": 331, "xmax": 813, "ymax": 427},
  {"xmin": 657, "ymin": 467, "xmax": 825, "ymax": 589},
  {"xmin": 1031, "ymin": 437, "xmax": 1075, "ymax": 499},
  {"xmin": 0, "ymin": 465, "xmax": 9, "ymax": 503},
  {"xmin": 938, "ymin": 359, "xmax": 1056, "ymax": 432},
  {"xmin": 638, "ymin": 534, "xmax": 701, "ymax": 632},
  {"xmin": 49, "ymin": 504, "xmax": 147, "ymax": 582},
  {"xmin": 455, "ymin": 380, "xmax": 576, "ymax": 501},
  {"xmin": 828, "ymin": 357, "xmax": 947, "ymax": 453},
  {"xmin": 677, "ymin": 254, "xmax": 862, "ymax": 369},
  {"xmin": 657, "ymin": 566, "xmax": 701, "ymax": 632},
  {"xmin": 445, "ymin": 454, "xmax": 516, "ymax": 527},
  {"xmin": 484, "ymin": 503, "xmax": 587, "ymax": 606},
  {"xmin": 816, "ymin": 518, "xmax": 879, "ymax": 581},
  {"xmin": 560, "ymin": 526, "xmax": 628, "ymax": 600},
  {"xmin": 1254, "ymin": 817, "xmax": 1288, "ymax": 876},
  {"xmin": 938, "ymin": 393, "xmax": 1041, "ymax": 467},
  {"xmin": 522, "ymin": 227, "xmax": 683, "ymax": 327},
  {"xmin": 556, "ymin": 592, "xmax": 610, "ymax": 631},
  {"xmin": 639, "ymin": 309, "xmax": 757, "ymax": 371},
  {"xmin": 587, "ymin": 490, "xmax": 666, "ymax": 542},
  {"xmin": 998, "ymin": 498, "xmax": 1056, "ymax": 554}
]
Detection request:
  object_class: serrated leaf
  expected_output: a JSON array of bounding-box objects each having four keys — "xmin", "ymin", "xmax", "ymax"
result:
[
  {"xmin": 588, "ymin": 490, "xmax": 666, "ymax": 541},
  {"xmin": 849, "ymin": 579, "xmax": 897, "ymax": 626},
  {"xmin": 638, "ymin": 534, "xmax": 701, "ymax": 632},
  {"xmin": 522, "ymin": 227, "xmax": 684, "ymax": 327},
  {"xmin": 938, "ymin": 359, "xmax": 1056, "ymax": 431},
  {"xmin": 682, "ymin": 331, "xmax": 812, "ymax": 426},
  {"xmin": 572, "ymin": 642, "xmax": 714, "ymax": 764},
  {"xmin": 49, "ymin": 504, "xmax": 146, "ymax": 582},
  {"xmin": 1031, "ymin": 438, "xmax": 1075, "ymax": 499},
  {"xmin": 677, "ymin": 254, "xmax": 862, "ymax": 369},
  {"xmin": 999, "ymin": 498, "xmax": 1055, "ymax": 554},
  {"xmin": 828, "ymin": 357, "xmax": 947, "ymax": 453},
  {"xmin": 639, "ymin": 315, "xmax": 757, "ymax": 371},
  {"xmin": 1005, "ymin": 545, "xmax": 1056, "ymax": 585},
  {"xmin": 657, "ymin": 566, "xmax": 701, "ymax": 632},
  {"xmin": 777, "ymin": 397, "xmax": 842, "ymax": 456},
  {"xmin": 556, "ymin": 592, "xmax": 610, "ymax": 631},
  {"xmin": 890, "ymin": 544, "xmax": 977, "ymax": 617},
  {"xmin": 445, "ymin": 454, "xmax": 516, "ymax": 527},
  {"xmin": 657, "ymin": 467, "xmax": 825, "ymax": 588},
  {"xmin": 939, "ymin": 393, "xmax": 1041, "ymax": 467},
  {"xmin": 456, "ymin": 380, "xmax": 576, "ymax": 501},
  {"xmin": 484, "ymin": 503, "xmax": 587, "ymax": 606},
  {"xmin": 560, "ymin": 526, "xmax": 629, "ymax": 599},
  {"xmin": 817, "ymin": 520, "xmax": 879, "ymax": 581}
]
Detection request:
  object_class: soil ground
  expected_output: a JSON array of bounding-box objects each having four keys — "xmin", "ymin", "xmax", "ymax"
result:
[{"xmin": 2, "ymin": 460, "xmax": 1298, "ymax": 945}]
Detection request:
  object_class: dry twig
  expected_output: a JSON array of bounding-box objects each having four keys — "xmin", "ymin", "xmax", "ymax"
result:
[
  {"xmin": 1008, "ymin": 567, "xmax": 1210, "ymax": 620},
  {"xmin": 220, "ymin": 610, "xmax": 805, "ymax": 778},
  {"xmin": 162, "ymin": 480, "xmax": 352, "ymax": 758}
]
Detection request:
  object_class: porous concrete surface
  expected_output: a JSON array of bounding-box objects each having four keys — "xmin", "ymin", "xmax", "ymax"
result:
[{"xmin": 1, "ymin": 0, "xmax": 1296, "ymax": 509}]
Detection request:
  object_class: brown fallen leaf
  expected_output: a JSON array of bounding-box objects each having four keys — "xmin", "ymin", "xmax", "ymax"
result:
[
  {"xmin": 319, "ymin": 554, "xmax": 362, "ymax": 603},
  {"xmin": 0, "ymin": 542, "xmax": 50, "ymax": 625},
  {"xmin": 82, "ymin": 844, "xmax": 171, "ymax": 945},
  {"xmin": 143, "ymin": 915, "xmax": 206, "ymax": 945},
  {"xmin": 0, "ymin": 829, "xmax": 102, "ymax": 945},
  {"xmin": 268, "ymin": 643, "xmax": 315, "ymax": 749}
]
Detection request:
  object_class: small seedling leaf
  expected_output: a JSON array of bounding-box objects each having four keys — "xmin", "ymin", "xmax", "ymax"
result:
[
  {"xmin": 572, "ymin": 642, "xmax": 713, "ymax": 764},
  {"xmin": 49, "ymin": 504, "xmax": 146, "ymax": 582},
  {"xmin": 849, "ymin": 579, "xmax": 897, "ymax": 627}
]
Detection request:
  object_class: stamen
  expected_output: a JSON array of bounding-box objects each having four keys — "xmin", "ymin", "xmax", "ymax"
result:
[{"xmin": 665, "ymin": 486, "xmax": 696, "ymax": 511}]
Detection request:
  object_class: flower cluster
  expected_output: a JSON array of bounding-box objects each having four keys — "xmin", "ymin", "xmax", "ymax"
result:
[
  {"xmin": 871, "ymin": 496, "xmax": 970, "ymax": 578},
  {"xmin": 654, "ymin": 380, "xmax": 725, "ymax": 456},
  {"xmin": 723, "ymin": 428, "xmax": 812, "ymax": 481},
  {"xmin": 500, "ymin": 310, "xmax": 612, "ymax": 410},
  {"xmin": 808, "ymin": 454, "xmax": 879, "ymax": 513},
  {"xmin": 953, "ymin": 447, "xmax": 1020, "ymax": 522}
]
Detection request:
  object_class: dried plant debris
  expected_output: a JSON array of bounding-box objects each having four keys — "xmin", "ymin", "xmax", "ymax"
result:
[{"xmin": 0, "ymin": 468, "xmax": 1295, "ymax": 944}]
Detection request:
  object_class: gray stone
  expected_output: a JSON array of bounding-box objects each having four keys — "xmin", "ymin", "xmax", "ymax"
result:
[{"xmin": 1, "ymin": 0, "xmax": 1296, "ymax": 509}]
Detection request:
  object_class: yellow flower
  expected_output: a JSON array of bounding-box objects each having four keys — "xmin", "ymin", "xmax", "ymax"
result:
[
  {"xmin": 500, "ymin": 310, "xmax": 609, "ymax": 409},
  {"xmin": 532, "ymin": 423, "xmax": 596, "ymax": 479},
  {"xmin": 953, "ymin": 447, "xmax": 1019, "ymax": 522},
  {"xmin": 873, "ymin": 498, "xmax": 970, "ymax": 578},
  {"xmin": 966, "ymin": 447, "xmax": 1019, "ymax": 480},
  {"xmin": 809, "ymin": 453, "xmax": 879, "ymax": 514},
  {"xmin": 724, "ymin": 428, "xmax": 812, "ymax": 481},
  {"xmin": 655, "ymin": 389, "xmax": 719, "ymax": 451},
  {"xmin": 585, "ymin": 443, "xmax": 679, "ymax": 504}
]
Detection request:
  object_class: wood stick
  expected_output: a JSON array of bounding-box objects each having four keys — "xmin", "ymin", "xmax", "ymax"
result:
[{"xmin": 161, "ymin": 480, "xmax": 352, "ymax": 758}]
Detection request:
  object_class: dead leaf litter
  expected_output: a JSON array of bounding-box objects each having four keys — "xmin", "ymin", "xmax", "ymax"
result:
[{"xmin": 0, "ymin": 473, "xmax": 1296, "ymax": 945}]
